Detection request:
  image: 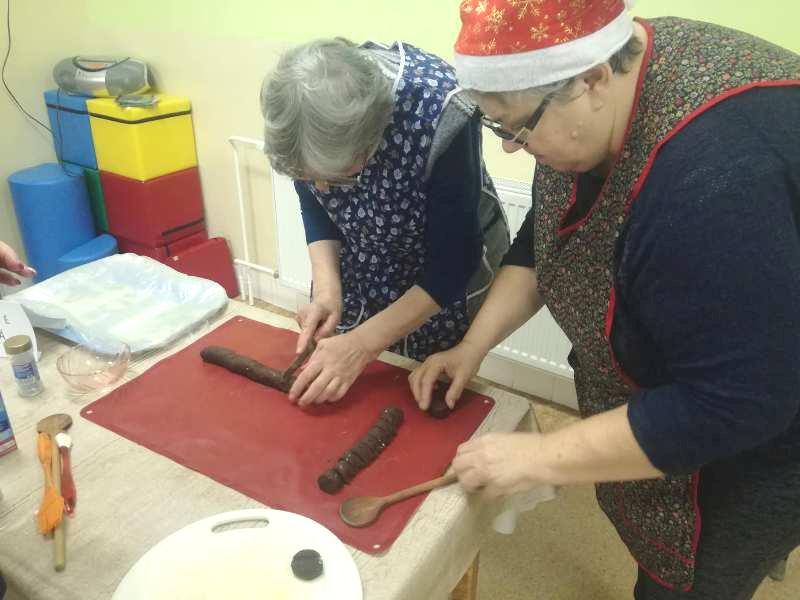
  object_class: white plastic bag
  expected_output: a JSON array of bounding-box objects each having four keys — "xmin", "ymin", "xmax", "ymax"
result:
[{"xmin": 7, "ymin": 254, "xmax": 228, "ymax": 353}]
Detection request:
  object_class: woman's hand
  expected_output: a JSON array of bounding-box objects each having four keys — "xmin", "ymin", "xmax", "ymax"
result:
[
  {"xmin": 295, "ymin": 294, "xmax": 342, "ymax": 354},
  {"xmin": 0, "ymin": 241, "xmax": 35, "ymax": 285},
  {"xmin": 289, "ymin": 329, "xmax": 378, "ymax": 407},
  {"xmin": 408, "ymin": 340, "xmax": 487, "ymax": 410},
  {"xmin": 453, "ymin": 432, "xmax": 545, "ymax": 499}
]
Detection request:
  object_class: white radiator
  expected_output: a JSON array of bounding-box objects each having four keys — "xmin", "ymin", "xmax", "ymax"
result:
[
  {"xmin": 230, "ymin": 137, "xmax": 576, "ymax": 407},
  {"xmin": 490, "ymin": 179, "xmax": 574, "ymax": 380}
]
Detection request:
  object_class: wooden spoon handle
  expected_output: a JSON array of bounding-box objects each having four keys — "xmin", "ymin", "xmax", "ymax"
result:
[
  {"xmin": 51, "ymin": 443, "xmax": 66, "ymax": 572},
  {"xmin": 383, "ymin": 472, "xmax": 458, "ymax": 505},
  {"xmin": 60, "ymin": 446, "xmax": 76, "ymax": 515}
]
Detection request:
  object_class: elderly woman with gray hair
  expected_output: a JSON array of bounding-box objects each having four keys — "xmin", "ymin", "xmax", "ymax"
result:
[{"xmin": 261, "ymin": 38, "xmax": 509, "ymax": 407}]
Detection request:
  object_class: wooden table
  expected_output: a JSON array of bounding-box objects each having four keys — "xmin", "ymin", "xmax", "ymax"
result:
[{"xmin": 0, "ymin": 301, "xmax": 554, "ymax": 600}]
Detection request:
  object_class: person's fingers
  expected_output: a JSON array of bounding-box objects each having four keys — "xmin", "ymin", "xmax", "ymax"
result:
[
  {"xmin": 478, "ymin": 484, "xmax": 502, "ymax": 501},
  {"xmin": 296, "ymin": 308, "xmax": 323, "ymax": 353},
  {"xmin": 408, "ymin": 368, "xmax": 423, "ymax": 406},
  {"xmin": 0, "ymin": 261, "xmax": 35, "ymax": 278},
  {"xmin": 418, "ymin": 360, "xmax": 444, "ymax": 410},
  {"xmin": 298, "ymin": 369, "xmax": 333, "ymax": 407},
  {"xmin": 444, "ymin": 371, "xmax": 468, "ymax": 408},
  {"xmin": 456, "ymin": 467, "xmax": 485, "ymax": 493},
  {"xmin": 0, "ymin": 271, "xmax": 21, "ymax": 286},
  {"xmin": 0, "ymin": 242, "xmax": 20, "ymax": 270},
  {"xmin": 452, "ymin": 451, "xmax": 468, "ymax": 474},
  {"xmin": 317, "ymin": 312, "xmax": 339, "ymax": 339},
  {"xmin": 456, "ymin": 438, "xmax": 477, "ymax": 454},
  {"xmin": 335, "ymin": 380, "xmax": 351, "ymax": 401},
  {"xmin": 5, "ymin": 262, "xmax": 35, "ymax": 277},
  {"xmin": 317, "ymin": 376, "xmax": 341, "ymax": 404},
  {"xmin": 289, "ymin": 361, "xmax": 321, "ymax": 403}
]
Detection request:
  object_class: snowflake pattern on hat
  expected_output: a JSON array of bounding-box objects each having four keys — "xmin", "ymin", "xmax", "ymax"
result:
[
  {"xmin": 454, "ymin": 0, "xmax": 633, "ymax": 91},
  {"xmin": 457, "ymin": 0, "xmax": 624, "ymax": 54}
]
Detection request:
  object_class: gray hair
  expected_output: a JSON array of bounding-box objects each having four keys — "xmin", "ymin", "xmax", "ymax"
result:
[
  {"xmin": 469, "ymin": 35, "xmax": 644, "ymax": 106},
  {"xmin": 260, "ymin": 38, "xmax": 394, "ymax": 179}
]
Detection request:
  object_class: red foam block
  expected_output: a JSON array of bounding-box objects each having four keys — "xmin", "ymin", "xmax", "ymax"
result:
[
  {"xmin": 164, "ymin": 237, "xmax": 239, "ymax": 298},
  {"xmin": 101, "ymin": 167, "xmax": 205, "ymax": 247},
  {"xmin": 117, "ymin": 230, "xmax": 209, "ymax": 261}
]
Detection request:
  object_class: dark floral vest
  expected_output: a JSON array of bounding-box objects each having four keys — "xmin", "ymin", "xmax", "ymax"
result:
[{"xmin": 533, "ymin": 17, "xmax": 800, "ymax": 590}]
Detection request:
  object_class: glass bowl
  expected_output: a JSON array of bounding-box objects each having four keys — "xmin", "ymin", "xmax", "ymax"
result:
[{"xmin": 56, "ymin": 340, "xmax": 131, "ymax": 393}]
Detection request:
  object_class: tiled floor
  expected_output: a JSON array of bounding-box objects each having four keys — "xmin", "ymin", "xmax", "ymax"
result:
[{"xmin": 477, "ymin": 400, "xmax": 800, "ymax": 599}]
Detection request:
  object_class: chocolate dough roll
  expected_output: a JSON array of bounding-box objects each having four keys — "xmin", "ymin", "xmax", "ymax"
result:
[
  {"xmin": 200, "ymin": 346, "xmax": 292, "ymax": 392},
  {"xmin": 317, "ymin": 406, "xmax": 405, "ymax": 494},
  {"xmin": 200, "ymin": 342, "xmax": 315, "ymax": 394}
]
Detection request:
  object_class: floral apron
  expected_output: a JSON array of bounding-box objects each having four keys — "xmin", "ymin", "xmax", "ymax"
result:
[{"xmin": 309, "ymin": 43, "xmax": 500, "ymax": 361}]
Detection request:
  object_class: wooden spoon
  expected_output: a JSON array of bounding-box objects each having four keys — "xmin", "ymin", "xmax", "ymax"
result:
[
  {"xmin": 37, "ymin": 414, "xmax": 73, "ymax": 437},
  {"xmin": 339, "ymin": 472, "xmax": 458, "ymax": 528},
  {"xmin": 37, "ymin": 414, "xmax": 73, "ymax": 571}
]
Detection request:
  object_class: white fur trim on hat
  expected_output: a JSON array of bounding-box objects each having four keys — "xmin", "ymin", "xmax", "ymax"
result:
[{"xmin": 454, "ymin": 9, "xmax": 634, "ymax": 92}]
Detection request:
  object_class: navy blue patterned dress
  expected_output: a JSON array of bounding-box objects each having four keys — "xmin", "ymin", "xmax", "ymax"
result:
[{"xmin": 300, "ymin": 43, "xmax": 480, "ymax": 361}]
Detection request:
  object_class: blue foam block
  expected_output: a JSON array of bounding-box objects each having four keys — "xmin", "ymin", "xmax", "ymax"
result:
[
  {"xmin": 8, "ymin": 163, "xmax": 96, "ymax": 281},
  {"xmin": 57, "ymin": 233, "xmax": 117, "ymax": 269},
  {"xmin": 44, "ymin": 89, "xmax": 97, "ymax": 169}
]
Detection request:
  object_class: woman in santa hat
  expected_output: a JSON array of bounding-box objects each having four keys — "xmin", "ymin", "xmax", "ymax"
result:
[
  {"xmin": 411, "ymin": 1, "xmax": 800, "ymax": 596},
  {"xmin": 260, "ymin": 39, "xmax": 510, "ymax": 406}
]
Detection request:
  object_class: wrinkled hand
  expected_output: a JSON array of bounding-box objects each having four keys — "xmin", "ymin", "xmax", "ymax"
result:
[
  {"xmin": 289, "ymin": 330, "xmax": 377, "ymax": 407},
  {"xmin": 0, "ymin": 241, "xmax": 35, "ymax": 286},
  {"xmin": 408, "ymin": 340, "xmax": 486, "ymax": 411},
  {"xmin": 453, "ymin": 432, "xmax": 544, "ymax": 499},
  {"xmin": 296, "ymin": 295, "xmax": 342, "ymax": 354}
]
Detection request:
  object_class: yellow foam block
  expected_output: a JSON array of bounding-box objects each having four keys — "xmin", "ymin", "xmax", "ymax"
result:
[{"xmin": 88, "ymin": 95, "xmax": 197, "ymax": 181}]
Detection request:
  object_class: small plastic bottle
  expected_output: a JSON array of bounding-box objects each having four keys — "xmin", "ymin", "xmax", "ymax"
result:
[
  {"xmin": 4, "ymin": 335, "xmax": 43, "ymax": 397},
  {"xmin": 0, "ymin": 388, "xmax": 17, "ymax": 456}
]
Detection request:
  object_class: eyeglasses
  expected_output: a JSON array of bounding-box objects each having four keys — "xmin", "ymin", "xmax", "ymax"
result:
[
  {"xmin": 480, "ymin": 94, "xmax": 553, "ymax": 146},
  {"xmin": 315, "ymin": 174, "xmax": 363, "ymax": 188},
  {"xmin": 292, "ymin": 171, "xmax": 362, "ymax": 191},
  {"xmin": 297, "ymin": 141, "xmax": 383, "ymax": 190}
]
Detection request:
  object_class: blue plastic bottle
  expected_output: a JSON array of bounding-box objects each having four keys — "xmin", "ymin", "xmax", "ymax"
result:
[{"xmin": 0, "ymin": 389, "xmax": 17, "ymax": 456}]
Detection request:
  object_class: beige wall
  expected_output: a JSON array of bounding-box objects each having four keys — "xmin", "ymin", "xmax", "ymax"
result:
[
  {"xmin": 1, "ymin": 1, "xmax": 798, "ymax": 272},
  {"xmin": 0, "ymin": 3, "xmax": 80, "ymax": 259}
]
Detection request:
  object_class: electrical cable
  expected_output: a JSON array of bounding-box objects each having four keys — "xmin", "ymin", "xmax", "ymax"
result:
[{"xmin": 2, "ymin": 0, "xmax": 52, "ymax": 133}]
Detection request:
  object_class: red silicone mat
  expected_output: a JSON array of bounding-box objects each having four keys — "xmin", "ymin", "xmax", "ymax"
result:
[{"xmin": 81, "ymin": 316, "xmax": 494, "ymax": 554}]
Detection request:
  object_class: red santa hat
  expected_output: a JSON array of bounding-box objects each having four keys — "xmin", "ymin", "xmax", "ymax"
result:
[{"xmin": 454, "ymin": 0, "xmax": 635, "ymax": 92}]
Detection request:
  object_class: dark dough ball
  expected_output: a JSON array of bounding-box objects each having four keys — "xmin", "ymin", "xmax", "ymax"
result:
[
  {"xmin": 428, "ymin": 385, "xmax": 453, "ymax": 419},
  {"xmin": 428, "ymin": 398, "xmax": 452, "ymax": 419},
  {"xmin": 317, "ymin": 469, "xmax": 344, "ymax": 494},
  {"xmin": 291, "ymin": 549, "xmax": 324, "ymax": 581}
]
